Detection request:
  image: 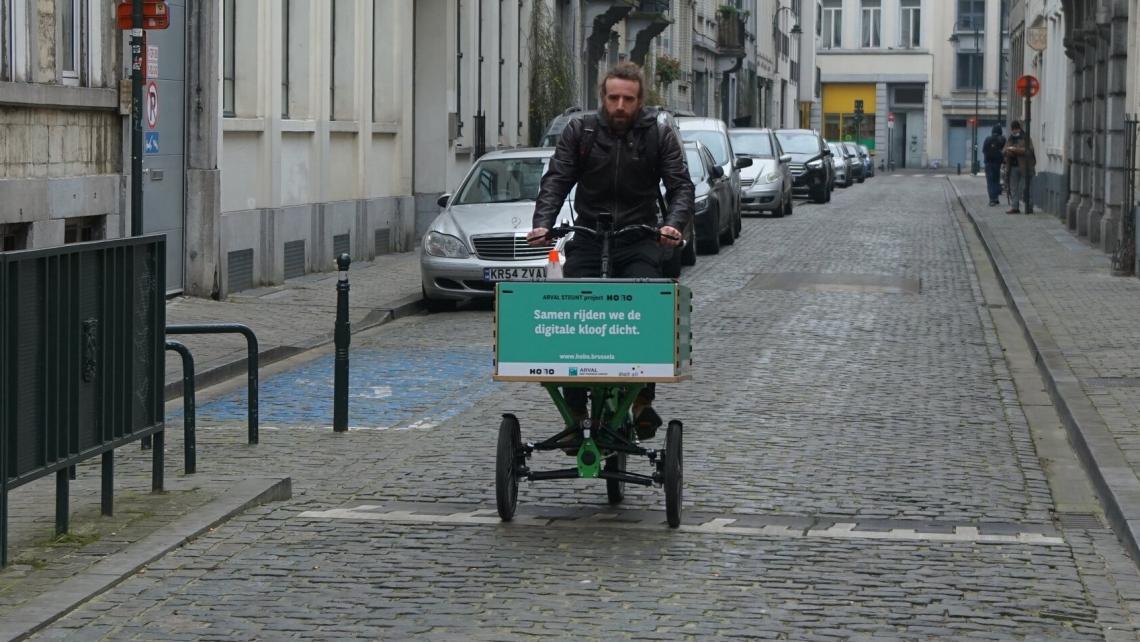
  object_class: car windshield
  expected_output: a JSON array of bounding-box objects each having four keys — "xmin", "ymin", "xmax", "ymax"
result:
[
  {"xmin": 679, "ymin": 130, "xmax": 729, "ymax": 165},
  {"xmin": 728, "ymin": 133, "xmax": 774, "ymax": 158},
  {"xmin": 453, "ymin": 157, "xmax": 549, "ymax": 205},
  {"xmin": 775, "ymin": 132, "xmax": 821, "ymax": 154},
  {"xmin": 828, "ymin": 143, "xmax": 841, "ymax": 156},
  {"xmin": 684, "ymin": 149, "xmax": 705, "ymax": 181}
]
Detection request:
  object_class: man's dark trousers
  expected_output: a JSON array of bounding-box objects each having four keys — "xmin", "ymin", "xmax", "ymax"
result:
[
  {"xmin": 561, "ymin": 236, "xmax": 661, "ymax": 411},
  {"xmin": 984, "ymin": 161, "xmax": 1003, "ymax": 203}
]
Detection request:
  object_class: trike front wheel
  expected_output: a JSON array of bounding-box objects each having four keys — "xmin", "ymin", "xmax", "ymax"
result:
[
  {"xmin": 496, "ymin": 414, "xmax": 521, "ymax": 521},
  {"xmin": 605, "ymin": 452, "xmax": 627, "ymax": 504},
  {"xmin": 663, "ymin": 420, "xmax": 683, "ymax": 528}
]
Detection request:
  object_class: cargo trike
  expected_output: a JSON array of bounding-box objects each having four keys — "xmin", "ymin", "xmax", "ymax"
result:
[{"xmin": 491, "ymin": 220, "xmax": 693, "ymax": 527}]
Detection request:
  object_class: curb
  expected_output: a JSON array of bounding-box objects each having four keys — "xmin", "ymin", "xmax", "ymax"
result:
[
  {"xmin": 0, "ymin": 477, "xmax": 293, "ymax": 641},
  {"xmin": 948, "ymin": 179, "xmax": 1140, "ymax": 566},
  {"xmin": 163, "ymin": 295, "xmax": 425, "ymax": 400}
]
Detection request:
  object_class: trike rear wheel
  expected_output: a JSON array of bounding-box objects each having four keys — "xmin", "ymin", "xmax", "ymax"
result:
[
  {"xmin": 663, "ymin": 420, "xmax": 683, "ymax": 528},
  {"xmin": 496, "ymin": 414, "xmax": 521, "ymax": 521},
  {"xmin": 605, "ymin": 452, "xmax": 627, "ymax": 504}
]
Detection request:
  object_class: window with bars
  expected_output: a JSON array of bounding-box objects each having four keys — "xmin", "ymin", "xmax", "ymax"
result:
[
  {"xmin": 821, "ymin": 1, "xmax": 841, "ymax": 49},
  {"xmin": 861, "ymin": 0, "xmax": 881, "ymax": 48},
  {"xmin": 900, "ymin": 0, "xmax": 920, "ymax": 48}
]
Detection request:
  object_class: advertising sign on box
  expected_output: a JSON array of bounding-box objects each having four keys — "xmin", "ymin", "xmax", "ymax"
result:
[{"xmin": 494, "ymin": 280, "xmax": 691, "ymax": 382}]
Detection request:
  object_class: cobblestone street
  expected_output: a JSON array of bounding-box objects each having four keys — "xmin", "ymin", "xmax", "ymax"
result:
[{"xmin": 18, "ymin": 175, "xmax": 1140, "ymax": 640}]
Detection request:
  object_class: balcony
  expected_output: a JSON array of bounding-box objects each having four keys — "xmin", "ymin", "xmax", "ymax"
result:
[{"xmin": 628, "ymin": 1, "xmax": 673, "ymax": 64}]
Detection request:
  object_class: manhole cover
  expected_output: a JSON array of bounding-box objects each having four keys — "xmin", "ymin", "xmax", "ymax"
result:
[{"xmin": 747, "ymin": 272, "xmax": 921, "ymax": 295}]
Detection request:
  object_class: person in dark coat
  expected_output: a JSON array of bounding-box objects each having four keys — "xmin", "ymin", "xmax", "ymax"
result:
[{"xmin": 981, "ymin": 124, "xmax": 1006, "ymax": 206}]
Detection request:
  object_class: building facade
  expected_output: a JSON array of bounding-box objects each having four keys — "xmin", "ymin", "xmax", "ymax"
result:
[{"xmin": 0, "ymin": 0, "xmax": 124, "ymax": 251}]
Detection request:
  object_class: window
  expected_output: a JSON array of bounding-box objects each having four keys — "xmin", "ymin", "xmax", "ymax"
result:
[
  {"xmin": 900, "ymin": 0, "xmax": 920, "ymax": 48},
  {"xmin": 282, "ymin": 0, "xmax": 289, "ymax": 118},
  {"xmin": 453, "ymin": 158, "xmax": 550, "ymax": 205},
  {"xmin": 64, "ymin": 216, "xmax": 105, "ymax": 244},
  {"xmin": 223, "ymin": 0, "xmax": 235, "ymax": 115},
  {"xmin": 821, "ymin": 0, "xmax": 841, "ymax": 49},
  {"xmin": 957, "ymin": 0, "xmax": 985, "ymax": 29},
  {"xmin": 861, "ymin": 1, "xmax": 881, "ymax": 48},
  {"xmin": 1, "ymin": 0, "xmax": 24, "ymax": 82},
  {"xmin": 61, "ymin": 0, "xmax": 79, "ymax": 82},
  {"xmin": 330, "ymin": 0, "xmax": 355, "ymax": 120},
  {"xmin": 956, "ymin": 52, "xmax": 983, "ymax": 89}
]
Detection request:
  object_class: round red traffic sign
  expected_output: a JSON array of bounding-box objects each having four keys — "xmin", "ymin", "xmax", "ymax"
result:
[
  {"xmin": 1015, "ymin": 75, "xmax": 1040, "ymax": 98},
  {"xmin": 887, "ymin": 112, "xmax": 895, "ymax": 124}
]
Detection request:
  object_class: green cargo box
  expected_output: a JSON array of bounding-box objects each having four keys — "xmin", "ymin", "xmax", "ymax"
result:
[{"xmin": 493, "ymin": 279, "xmax": 692, "ymax": 383}]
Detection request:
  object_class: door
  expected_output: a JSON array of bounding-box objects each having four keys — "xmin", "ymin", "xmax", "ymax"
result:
[
  {"xmin": 947, "ymin": 120, "xmax": 969, "ymax": 171},
  {"xmin": 889, "ymin": 114, "xmax": 906, "ymax": 169},
  {"xmin": 141, "ymin": 0, "xmax": 186, "ymax": 292}
]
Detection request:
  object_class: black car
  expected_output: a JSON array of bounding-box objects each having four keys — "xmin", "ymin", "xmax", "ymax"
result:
[
  {"xmin": 683, "ymin": 140, "xmax": 735, "ymax": 255},
  {"xmin": 774, "ymin": 129, "xmax": 834, "ymax": 204},
  {"xmin": 840, "ymin": 142, "xmax": 865, "ymax": 184}
]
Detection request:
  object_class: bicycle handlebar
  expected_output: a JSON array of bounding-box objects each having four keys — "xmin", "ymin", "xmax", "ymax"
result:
[{"xmin": 544, "ymin": 223, "xmax": 666, "ymax": 242}]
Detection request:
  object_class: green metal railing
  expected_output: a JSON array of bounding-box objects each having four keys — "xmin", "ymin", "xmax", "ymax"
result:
[{"xmin": 0, "ymin": 236, "xmax": 166, "ymax": 567}]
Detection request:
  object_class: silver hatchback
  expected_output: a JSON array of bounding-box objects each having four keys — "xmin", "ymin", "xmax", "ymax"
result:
[{"xmin": 420, "ymin": 148, "xmax": 571, "ymax": 309}]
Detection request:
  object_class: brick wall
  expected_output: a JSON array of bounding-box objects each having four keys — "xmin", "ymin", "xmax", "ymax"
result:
[{"xmin": 0, "ymin": 107, "xmax": 120, "ymax": 179}]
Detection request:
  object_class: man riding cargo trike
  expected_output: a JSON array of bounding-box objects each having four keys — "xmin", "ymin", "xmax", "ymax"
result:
[{"xmin": 492, "ymin": 61, "xmax": 695, "ymax": 527}]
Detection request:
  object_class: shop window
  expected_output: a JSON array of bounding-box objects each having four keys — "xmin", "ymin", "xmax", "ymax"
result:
[{"xmin": 64, "ymin": 216, "xmax": 105, "ymax": 244}]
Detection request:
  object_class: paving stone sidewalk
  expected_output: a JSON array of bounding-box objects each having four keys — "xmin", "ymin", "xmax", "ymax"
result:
[
  {"xmin": 0, "ymin": 250, "xmax": 425, "ymax": 629},
  {"xmin": 164, "ymin": 249, "xmax": 426, "ymax": 392},
  {"xmin": 951, "ymin": 175, "xmax": 1140, "ymax": 565}
]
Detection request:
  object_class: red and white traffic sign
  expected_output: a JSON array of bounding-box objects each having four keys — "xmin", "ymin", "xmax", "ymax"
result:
[
  {"xmin": 145, "ymin": 81, "xmax": 159, "ymax": 128},
  {"xmin": 1015, "ymin": 75, "xmax": 1040, "ymax": 98},
  {"xmin": 887, "ymin": 112, "xmax": 895, "ymax": 128}
]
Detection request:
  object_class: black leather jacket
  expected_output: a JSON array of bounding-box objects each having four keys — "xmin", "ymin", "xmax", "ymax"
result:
[{"xmin": 532, "ymin": 108, "xmax": 694, "ymax": 234}]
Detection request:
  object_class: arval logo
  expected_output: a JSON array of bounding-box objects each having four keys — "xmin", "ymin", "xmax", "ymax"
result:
[{"xmin": 569, "ymin": 367, "xmax": 578, "ymax": 376}]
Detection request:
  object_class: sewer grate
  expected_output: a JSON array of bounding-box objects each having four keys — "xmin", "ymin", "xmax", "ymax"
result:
[
  {"xmin": 746, "ymin": 272, "xmax": 921, "ymax": 295},
  {"xmin": 1057, "ymin": 513, "xmax": 1104, "ymax": 530}
]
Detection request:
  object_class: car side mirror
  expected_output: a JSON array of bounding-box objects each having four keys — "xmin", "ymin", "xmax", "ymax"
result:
[
  {"xmin": 823, "ymin": 149, "xmax": 832, "ymax": 157},
  {"xmin": 437, "ymin": 193, "xmax": 451, "ymax": 208},
  {"xmin": 709, "ymin": 165, "xmax": 725, "ymax": 179},
  {"xmin": 779, "ymin": 154, "xmax": 792, "ymax": 164},
  {"xmin": 734, "ymin": 157, "xmax": 753, "ymax": 169}
]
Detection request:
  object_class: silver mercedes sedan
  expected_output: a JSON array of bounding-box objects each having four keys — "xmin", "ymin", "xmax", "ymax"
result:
[{"xmin": 420, "ymin": 148, "xmax": 572, "ymax": 309}]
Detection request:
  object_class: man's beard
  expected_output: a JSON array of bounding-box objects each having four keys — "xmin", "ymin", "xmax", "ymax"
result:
[{"xmin": 604, "ymin": 106, "xmax": 635, "ymax": 135}]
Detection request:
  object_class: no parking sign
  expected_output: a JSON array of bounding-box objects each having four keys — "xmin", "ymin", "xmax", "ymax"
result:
[{"xmin": 145, "ymin": 81, "xmax": 159, "ymax": 128}]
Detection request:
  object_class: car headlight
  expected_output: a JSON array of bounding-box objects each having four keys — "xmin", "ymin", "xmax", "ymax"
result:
[
  {"xmin": 764, "ymin": 172, "xmax": 781, "ymax": 184},
  {"xmin": 807, "ymin": 159, "xmax": 824, "ymax": 169},
  {"xmin": 423, "ymin": 231, "xmax": 471, "ymax": 258},
  {"xmin": 694, "ymin": 196, "xmax": 710, "ymax": 212}
]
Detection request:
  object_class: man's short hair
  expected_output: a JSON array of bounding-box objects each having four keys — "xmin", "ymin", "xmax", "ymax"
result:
[
  {"xmin": 598, "ymin": 62, "xmax": 646, "ymax": 103},
  {"xmin": 1010, "ymin": 120, "xmax": 1022, "ymax": 130}
]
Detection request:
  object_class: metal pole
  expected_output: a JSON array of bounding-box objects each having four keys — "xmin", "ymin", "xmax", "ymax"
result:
[
  {"xmin": 101, "ymin": 451, "xmax": 113, "ymax": 516},
  {"xmin": 56, "ymin": 469, "xmax": 69, "ymax": 536},
  {"xmin": 333, "ymin": 253, "xmax": 352, "ymax": 432},
  {"xmin": 131, "ymin": 0, "xmax": 144, "ymax": 236},
  {"xmin": 973, "ymin": 24, "xmax": 980, "ymax": 175},
  {"xmin": 1024, "ymin": 93, "xmax": 1032, "ymax": 211},
  {"xmin": 997, "ymin": 9, "xmax": 1005, "ymax": 126}
]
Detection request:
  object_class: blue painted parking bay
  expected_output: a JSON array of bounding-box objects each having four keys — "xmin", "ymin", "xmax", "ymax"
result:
[{"xmin": 184, "ymin": 347, "xmax": 500, "ymax": 430}]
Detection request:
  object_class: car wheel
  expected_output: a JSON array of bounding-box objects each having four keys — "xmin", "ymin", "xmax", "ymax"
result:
[
  {"xmin": 681, "ymin": 225, "xmax": 697, "ymax": 266},
  {"xmin": 773, "ymin": 197, "xmax": 786, "ymax": 218},
  {"xmin": 812, "ymin": 185, "xmax": 827, "ymax": 204},
  {"xmin": 858, "ymin": 175, "xmax": 865, "ymax": 184},
  {"xmin": 784, "ymin": 198, "xmax": 793, "ymax": 217},
  {"xmin": 699, "ymin": 209, "xmax": 721, "ymax": 255},
  {"xmin": 825, "ymin": 184, "xmax": 833, "ymax": 202},
  {"xmin": 733, "ymin": 207, "xmax": 742, "ymax": 238},
  {"xmin": 422, "ymin": 286, "xmax": 455, "ymax": 313}
]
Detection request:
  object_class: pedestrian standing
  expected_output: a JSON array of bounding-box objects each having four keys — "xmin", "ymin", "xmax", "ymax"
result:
[
  {"xmin": 981, "ymin": 125, "xmax": 1006, "ymax": 206},
  {"xmin": 1002, "ymin": 121, "xmax": 1036, "ymax": 214}
]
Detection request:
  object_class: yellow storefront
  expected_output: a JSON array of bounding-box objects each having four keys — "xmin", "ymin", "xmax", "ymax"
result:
[{"xmin": 822, "ymin": 84, "xmax": 876, "ymax": 151}]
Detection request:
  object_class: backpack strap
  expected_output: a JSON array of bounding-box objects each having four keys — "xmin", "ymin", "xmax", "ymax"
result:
[{"xmin": 576, "ymin": 113, "xmax": 600, "ymax": 169}]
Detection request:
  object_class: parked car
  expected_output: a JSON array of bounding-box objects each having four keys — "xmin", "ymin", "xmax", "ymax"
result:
[
  {"xmin": 683, "ymin": 140, "xmax": 735, "ymax": 255},
  {"xmin": 676, "ymin": 117, "xmax": 751, "ymax": 243},
  {"xmin": 827, "ymin": 142, "xmax": 849, "ymax": 187},
  {"xmin": 857, "ymin": 144, "xmax": 875, "ymax": 178},
  {"xmin": 540, "ymin": 106, "xmax": 584, "ymax": 147},
  {"xmin": 729, "ymin": 128, "xmax": 794, "ymax": 217},
  {"xmin": 841, "ymin": 142, "xmax": 865, "ymax": 184},
  {"xmin": 774, "ymin": 129, "xmax": 833, "ymax": 203},
  {"xmin": 421, "ymin": 148, "xmax": 572, "ymax": 310}
]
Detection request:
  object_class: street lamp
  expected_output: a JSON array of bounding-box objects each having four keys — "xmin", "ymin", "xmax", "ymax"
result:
[
  {"xmin": 771, "ymin": 5, "xmax": 802, "ymax": 127},
  {"xmin": 949, "ymin": 19, "xmax": 982, "ymax": 174}
]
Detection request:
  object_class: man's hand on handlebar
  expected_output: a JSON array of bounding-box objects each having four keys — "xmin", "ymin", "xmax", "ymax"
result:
[
  {"xmin": 658, "ymin": 226, "xmax": 682, "ymax": 248},
  {"xmin": 526, "ymin": 227, "xmax": 551, "ymax": 246}
]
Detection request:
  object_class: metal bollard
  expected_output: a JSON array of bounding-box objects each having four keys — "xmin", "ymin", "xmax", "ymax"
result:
[
  {"xmin": 333, "ymin": 253, "xmax": 351, "ymax": 432},
  {"xmin": 957, "ymin": 163, "xmax": 962, "ymax": 175}
]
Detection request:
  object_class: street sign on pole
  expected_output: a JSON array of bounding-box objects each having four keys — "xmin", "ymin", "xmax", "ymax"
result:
[{"xmin": 1015, "ymin": 75, "xmax": 1040, "ymax": 98}]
